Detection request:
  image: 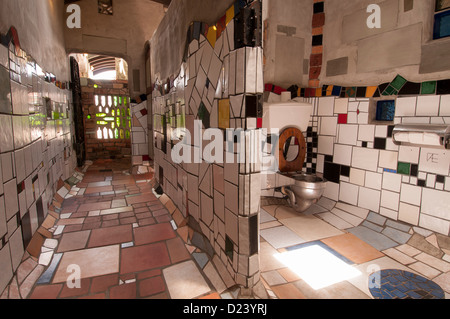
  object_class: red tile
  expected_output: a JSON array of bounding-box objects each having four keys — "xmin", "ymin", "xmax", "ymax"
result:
[
  {"xmin": 88, "ymin": 224, "xmax": 133, "ymax": 248},
  {"xmin": 120, "ymin": 217, "xmax": 137, "ymax": 225},
  {"xmin": 78, "ymin": 201, "xmax": 111, "ymax": 212},
  {"xmin": 90, "ymin": 274, "xmax": 119, "ymax": 293},
  {"xmin": 78, "ymin": 293, "xmax": 106, "ymax": 299},
  {"xmin": 85, "ymin": 186, "xmax": 113, "ymax": 195},
  {"xmin": 120, "ymin": 243, "xmax": 171, "ymax": 274},
  {"xmin": 109, "ymin": 282, "xmax": 136, "ymax": 299},
  {"xmin": 338, "ymin": 114, "xmax": 348, "ymax": 124},
  {"xmin": 102, "ymin": 220, "xmax": 120, "ymax": 228},
  {"xmin": 59, "ymin": 278, "xmax": 91, "ymax": 298},
  {"xmin": 29, "ymin": 284, "xmax": 63, "ymax": 299},
  {"xmin": 138, "ymin": 276, "xmax": 166, "ymax": 297},
  {"xmin": 136, "ymin": 269, "xmax": 162, "ymax": 280},
  {"xmin": 134, "ymin": 223, "xmax": 176, "ymax": 246},
  {"xmin": 138, "ymin": 218, "xmax": 156, "ymax": 227},
  {"xmin": 126, "ymin": 192, "xmax": 158, "ymax": 205},
  {"xmin": 166, "ymin": 237, "xmax": 191, "ymax": 264}
]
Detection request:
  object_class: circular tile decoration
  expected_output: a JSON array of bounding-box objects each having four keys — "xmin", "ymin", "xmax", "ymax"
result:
[{"xmin": 369, "ymin": 269, "xmax": 445, "ymax": 299}]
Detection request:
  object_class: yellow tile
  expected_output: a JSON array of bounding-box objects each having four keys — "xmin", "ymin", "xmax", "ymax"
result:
[
  {"xmin": 218, "ymin": 99, "xmax": 230, "ymax": 129},
  {"xmin": 366, "ymin": 86, "xmax": 378, "ymax": 98},
  {"xmin": 226, "ymin": 5, "xmax": 235, "ymax": 25},
  {"xmin": 207, "ymin": 26, "xmax": 217, "ymax": 48}
]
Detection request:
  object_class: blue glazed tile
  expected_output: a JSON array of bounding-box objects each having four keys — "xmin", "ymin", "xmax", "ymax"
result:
[{"xmin": 36, "ymin": 253, "xmax": 63, "ymax": 284}]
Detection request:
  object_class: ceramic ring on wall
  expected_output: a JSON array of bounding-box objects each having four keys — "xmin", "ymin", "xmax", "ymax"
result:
[{"xmin": 278, "ymin": 127, "xmax": 306, "ymax": 173}]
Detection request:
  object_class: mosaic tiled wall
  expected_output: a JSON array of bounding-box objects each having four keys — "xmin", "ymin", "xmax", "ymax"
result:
[
  {"xmin": 131, "ymin": 100, "xmax": 150, "ymax": 166},
  {"xmin": 81, "ymin": 79, "xmax": 131, "ymax": 161},
  {"xmin": 272, "ymin": 74, "xmax": 450, "ymax": 237},
  {"xmin": 152, "ymin": 0, "xmax": 264, "ymax": 290},
  {"xmin": 0, "ymin": 37, "xmax": 76, "ymax": 293}
]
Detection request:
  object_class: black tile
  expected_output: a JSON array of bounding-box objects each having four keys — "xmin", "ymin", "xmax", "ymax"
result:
[
  {"xmin": 159, "ymin": 166, "xmax": 164, "ymax": 186},
  {"xmin": 324, "ymin": 155, "xmax": 333, "ymax": 162},
  {"xmin": 245, "ymin": 95, "xmax": 258, "ymax": 118},
  {"xmin": 312, "ymin": 35, "xmax": 323, "ymax": 46},
  {"xmin": 249, "ymin": 215, "xmax": 258, "ymax": 256},
  {"xmin": 398, "ymin": 81, "xmax": 421, "ymax": 95},
  {"xmin": 387, "ymin": 125, "xmax": 395, "ymax": 138},
  {"xmin": 356, "ymin": 87, "xmax": 367, "ymax": 98},
  {"xmin": 36, "ymin": 197, "xmax": 45, "ymax": 227},
  {"xmin": 21, "ymin": 212, "xmax": 33, "ymax": 249},
  {"xmin": 0, "ymin": 66, "xmax": 12, "ymax": 114},
  {"xmin": 225, "ymin": 236, "xmax": 234, "ymax": 261},
  {"xmin": 313, "ymin": 1, "xmax": 324, "ymax": 13},
  {"xmin": 362, "ymin": 141, "xmax": 368, "ymax": 148},
  {"xmin": 417, "ymin": 180, "xmax": 426, "ymax": 187},
  {"xmin": 378, "ymin": 83, "xmax": 390, "ymax": 94},
  {"xmin": 341, "ymin": 165, "xmax": 350, "ymax": 177},
  {"xmin": 374, "ymin": 138, "xmax": 387, "ymax": 150},
  {"xmin": 323, "ymin": 162, "xmax": 341, "ymax": 184},
  {"xmin": 436, "ymin": 79, "xmax": 450, "ymax": 95},
  {"xmin": 410, "ymin": 164, "xmax": 418, "ymax": 177},
  {"xmin": 436, "ymin": 175, "xmax": 446, "ymax": 183}
]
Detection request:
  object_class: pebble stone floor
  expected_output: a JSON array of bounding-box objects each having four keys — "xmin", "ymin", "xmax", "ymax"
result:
[{"xmin": 1, "ymin": 159, "xmax": 450, "ymax": 299}]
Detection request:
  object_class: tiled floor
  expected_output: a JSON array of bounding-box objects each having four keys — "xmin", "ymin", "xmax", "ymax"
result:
[
  {"xmin": 259, "ymin": 198, "xmax": 450, "ymax": 299},
  {"xmin": 0, "ymin": 159, "xmax": 233, "ymax": 300},
  {"xmin": 2, "ymin": 159, "xmax": 449, "ymax": 299}
]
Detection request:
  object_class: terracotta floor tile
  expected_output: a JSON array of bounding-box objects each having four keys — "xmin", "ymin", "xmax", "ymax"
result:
[
  {"xmin": 57, "ymin": 230, "xmax": 91, "ymax": 253},
  {"xmin": 56, "ymin": 218, "xmax": 85, "ymax": 226},
  {"xmin": 53, "ymin": 245, "xmax": 120, "ymax": 283},
  {"xmin": 167, "ymin": 237, "xmax": 191, "ymax": 264},
  {"xmin": 126, "ymin": 192, "xmax": 158, "ymax": 205},
  {"xmin": 120, "ymin": 243, "xmax": 171, "ymax": 274},
  {"xmin": 138, "ymin": 218, "xmax": 156, "ymax": 227},
  {"xmin": 90, "ymin": 274, "xmax": 119, "ymax": 294},
  {"xmin": 59, "ymin": 278, "xmax": 90, "ymax": 298},
  {"xmin": 88, "ymin": 224, "xmax": 133, "ymax": 248},
  {"xmin": 138, "ymin": 276, "xmax": 166, "ymax": 297},
  {"xmin": 134, "ymin": 223, "xmax": 176, "ymax": 246},
  {"xmin": 100, "ymin": 206, "xmax": 133, "ymax": 216},
  {"xmin": 120, "ymin": 217, "xmax": 137, "ymax": 225},
  {"xmin": 321, "ymin": 233, "xmax": 384, "ymax": 264},
  {"xmin": 200, "ymin": 292, "xmax": 221, "ymax": 299},
  {"xmin": 109, "ymin": 282, "xmax": 136, "ymax": 299},
  {"xmin": 136, "ymin": 269, "xmax": 162, "ymax": 280},
  {"xmin": 102, "ymin": 220, "xmax": 120, "ymax": 228},
  {"xmin": 277, "ymin": 267, "xmax": 302, "ymax": 283},
  {"xmin": 78, "ymin": 201, "xmax": 112, "ymax": 213},
  {"xmin": 63, "ymin": 224, "xmax": 84, "ymax": 233},
  {"xmin": 29, "ymin": 284, "xmax": 63, "ymax": 299},
  {"xmin": 271, "ymin": 283, "xmax": 306, "ymax": 299},
  {"xmin": 88, "ymin": 181, "xmax": 112, "ymax": 188},
  {"xmin": 82, "ymin": 222, "xmax": 102, "ymax": 230},
  {"xmin": 79, "ymin": 293, "xmax": 106, "ymax": 299},
  {"xmin": 155, "ymin": 215, "xmax": 172, "ymax": 223}
]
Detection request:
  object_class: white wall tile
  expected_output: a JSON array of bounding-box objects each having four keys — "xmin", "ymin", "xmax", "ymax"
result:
[
  {"xmin": 375, "ymin": 125, "xmax": 388, "ymax": 138},
  {"xmin": 398, "ymin": 146, "xmax": 420, "ymax": 164},
  {"xmin": 358, "ymin": 187, "xmax": 381, "ymax": 212},
  {"xmin": 350, "ymin": 168, "xmax": 365, "ymax": 186},
  {"xmin": 245, "ymin": 47, "xmax": 257, "ymax": 94},
  {"xmin": 334, "ymin": 98, "xmax": 348, "ymax": 114},
  {"xmin": 421, "ymin": 188, "xmax": 450, "ymax": 221},
  {"xmin": 358, "ymin": 125, "xmax": 375, "ymax": 142},
  {"xmin": 3, "ymin": 179, "xmax": 18, "ymax": 220},
  {"xmin": 382, "ymin": 171, "xmax": 402, "ymax": 192},
  {"xmin": 416, "ymin": 95, "xmax": 440, "ymax": 116},
  {"xmin": 229, "ymin": 50, "xmax": 236, "ymax": 96},
  {"xmin": 418, "ymin": 148, "xmax": 450, "ymax": 176},
  {"xmin": 398, "ymin": 202, "xmax": 419, "ymax": 226},
  {"xmin": 439, "ymin": 95, "xmax": 450, "ymax": 116},
  {"xmin": 419, "ymin": 213, "xmax": 450, "ymax": 236},
  {"xmin": 318, "ymin": 136, "xmax": 334, "ymax": 155},
  {"xmin": 0, "ymin": 196, "xmax": 6, "ymax": 238},
  {"xmin": 379, "ymin": 206, "xmax": 398, "ymax": 220},
  {"xmin": 333, "ymin": 144, "xmax": 352, "ymax": 166},
  {"xmin": 400, "ymin": 183, "xmax": 422, "ymax": 206},
  {"xmin": 352, "ymin": 147, "xmax": 379, "ymax": 171},
  {"xmin": 235, "ymin": 48, "xmax": 245, "ymax": 94},
  {"xmin": 339, "ymin": 182, "xmax": 359, "ymax": 206},
  {"xmin": 338, "ymin": 125, "xmax": 358, "ymax": 145},
  {"xmin": 316, "ymin": 154, "xmax": 325, "ymax": 173},
  {"xmin": 319, "ymin": 117, "xmax": 338, "ymax": 136},
  {"xmin": 395, "ymin": 97, "xmax": 416, "ymax": 117},
  {"xmin": 323, "ymin": 181, "xmax": 339, "ymax": 201},
  {"xmin": 318, "ymin": 97, "xmax": 335, "ymax": 116},
  {"xmin": 378, "ymin": 150, "xmax": 398, "ymax": 170},
  {"xmin": 381, "ymin": 190, "xmax": 400, "ymax": 211}
]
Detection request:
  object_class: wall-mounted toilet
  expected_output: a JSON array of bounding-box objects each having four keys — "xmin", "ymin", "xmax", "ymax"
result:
[{"xmin": 261, "ymin": 98, "xmax": 327, "ymax": 213}]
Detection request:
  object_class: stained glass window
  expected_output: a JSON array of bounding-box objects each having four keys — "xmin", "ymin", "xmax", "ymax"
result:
[
  {"xmin": 434, "ymin": 0, "xmax": 450, "ymax": 39},
  {"xmin": 93, "ymin": 94, "xmax": 131, "ymax": 140},
  {"xmin": 98, "ymin": 0, "xmax": 113, "ymax": 15}
]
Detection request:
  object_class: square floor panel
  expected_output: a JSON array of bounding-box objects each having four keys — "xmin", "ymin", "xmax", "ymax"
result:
[
  {"xmin": 163, "ymin": 260, "xmax": 211, "ymax": 299},
  {"xmin": 281, "ymin": 215, "xmax": 344, "ymax": 242},
  {"xmin": 53, "ymin": 245, "xmax": 120, "ymax": 283},
  {"xmin": 120, "ymin": 242, "xmax": 171, "ymax": 274},
  {"xmin": 57, "ymin": 230, "xmax": 91, "ymax": 253},
  {"xmin": 321, "ymin": 233, "xmax": 385, "ymax": 264},
  {"xmin": 260, "ymin": 226, "xmax": 306, "ymax": 249}
]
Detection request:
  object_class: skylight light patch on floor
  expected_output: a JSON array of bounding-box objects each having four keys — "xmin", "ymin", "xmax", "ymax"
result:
[{"xmin": 274, "ymin": 244, "xmax": 362, "ymax": 290}]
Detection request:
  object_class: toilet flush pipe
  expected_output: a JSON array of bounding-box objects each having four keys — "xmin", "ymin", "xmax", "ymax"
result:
[{"xmin": 281, "ymin": 186, "xmax": 297, "ymax": 210}]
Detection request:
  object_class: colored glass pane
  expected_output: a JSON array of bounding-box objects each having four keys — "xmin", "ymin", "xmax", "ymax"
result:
[{"xmin": 120, "ymin": 129, "xmax": 124, "ymax": 139}]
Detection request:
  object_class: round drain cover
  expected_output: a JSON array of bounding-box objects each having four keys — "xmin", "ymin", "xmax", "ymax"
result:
[{"xmin": 369, "ymin": 269, "xmax": 445, "ymax": 299}]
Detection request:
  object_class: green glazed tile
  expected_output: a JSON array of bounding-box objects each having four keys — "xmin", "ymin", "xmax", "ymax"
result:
[
  {"xmin": 390, "ymin": 75, "xmax": 407, "ymax": 91},
  {"xmin": 382, "ymin": 85, "xmax": 398, "ymax": 96},
  {"xmin": 421, "ymin": 81, "xmax": 436, "ymax": 95},
  {"xmin": 397, "ymin": 162, "xmax": 411, "ymax": 175}
]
